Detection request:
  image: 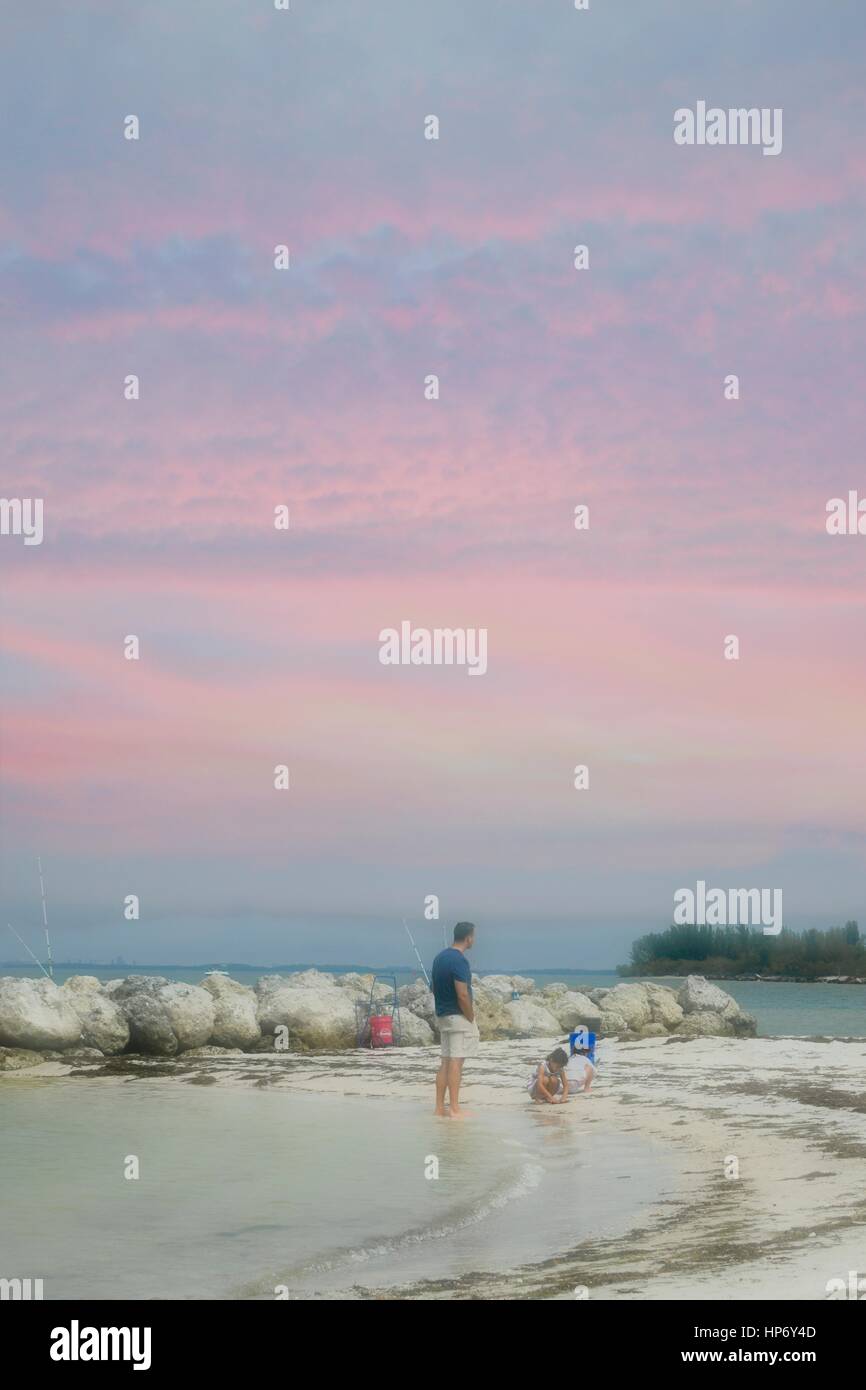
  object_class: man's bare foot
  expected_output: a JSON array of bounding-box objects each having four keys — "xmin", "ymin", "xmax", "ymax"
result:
[
  {"xmin": 449, "ymin": 1108, "xmax": 471, "ymax": 1119},
  {"xmin": 434, "ymin": 1106, "xmax": 449, "ymax": 1117}
]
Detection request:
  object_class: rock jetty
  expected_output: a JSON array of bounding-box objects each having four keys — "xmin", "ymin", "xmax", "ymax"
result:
[{"xmin": 0, "ymin": 969, "xmax": 756, "ymax": 1064}]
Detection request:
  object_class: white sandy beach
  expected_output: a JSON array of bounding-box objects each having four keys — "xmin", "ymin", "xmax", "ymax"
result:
[
  {"xmin": 5, "ymin": 1032, "xmax": 865, "ymax": 1300},
  {"xmin": 250, "ymin": 1033, "xmax": 866, "ymax": 1300}
]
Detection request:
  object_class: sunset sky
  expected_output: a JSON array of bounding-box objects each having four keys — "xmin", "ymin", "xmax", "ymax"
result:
[{"xmin": 1, "ymin": 1, "xmax": 865, "ymax": 969}]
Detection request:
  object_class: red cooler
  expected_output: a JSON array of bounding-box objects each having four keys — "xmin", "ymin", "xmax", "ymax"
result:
[{"xmin": 369, "ymin": 1015, "xmax": 394, "ymax": 1048}]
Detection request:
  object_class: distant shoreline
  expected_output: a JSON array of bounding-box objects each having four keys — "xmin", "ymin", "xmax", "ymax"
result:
[
  {"xmin": 624, "ymin": 972, "xmax": 866, "ymax": 985},
  {"xmin": 0, "ymin": 961, "xmax": 620, "ymax": 975},
  {"xmin": 4, "ymin": 962, "xmax": 865, "ymax": 985}
]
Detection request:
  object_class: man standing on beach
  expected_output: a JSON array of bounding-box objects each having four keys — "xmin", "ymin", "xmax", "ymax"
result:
[{"xmin": 432, "ymin": 922, "xmax": 479, "ymax": 1119}]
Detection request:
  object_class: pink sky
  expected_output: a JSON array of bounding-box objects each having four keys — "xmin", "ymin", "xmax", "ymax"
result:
[{"xmin": 1, "ymin": 1, "xmax": 865, "ymax": 963}]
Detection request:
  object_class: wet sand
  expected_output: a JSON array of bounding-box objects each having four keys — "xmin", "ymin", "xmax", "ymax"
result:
[{"xmin": 4, "ymin": 1034, "xmax": 866, "ymax": 1299}]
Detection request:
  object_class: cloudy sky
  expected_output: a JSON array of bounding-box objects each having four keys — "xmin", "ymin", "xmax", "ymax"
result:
[{"xmin": 1, "ymin": 1, "xmax": 865, "ymax": 969}]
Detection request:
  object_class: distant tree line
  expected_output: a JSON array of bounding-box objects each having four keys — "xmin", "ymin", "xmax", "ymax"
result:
[{"xmin": 618, "ymin": 921, "xmax": 864, "ymax": 979}]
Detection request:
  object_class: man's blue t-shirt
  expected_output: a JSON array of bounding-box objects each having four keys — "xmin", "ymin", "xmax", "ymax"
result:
[{"xmin": 431, "ymin": 947, "xmax": 473, "ymax": 1017}]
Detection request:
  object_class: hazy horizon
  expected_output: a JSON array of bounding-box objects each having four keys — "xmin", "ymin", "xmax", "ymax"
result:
[{"xmin": 1, "ymin": 906, "xmax": 860, "ymax": 976}]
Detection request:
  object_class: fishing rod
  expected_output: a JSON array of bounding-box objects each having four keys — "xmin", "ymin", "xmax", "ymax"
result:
[
  {"xmin": 402, "ymin": 917, "xmax": 430, "ymax": 987},
  {"xmin": 37, "ymin": 856, "xmax": 54, "ymax": 979},
  {"xmin": 6, "ymin": 923, "xmax": 52, "ymax": 980}
]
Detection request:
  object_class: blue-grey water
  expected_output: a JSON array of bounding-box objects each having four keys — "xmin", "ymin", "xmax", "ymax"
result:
[{"xmin": 2, "ymin": 965, "xmax": 863, "ymax": 1036}]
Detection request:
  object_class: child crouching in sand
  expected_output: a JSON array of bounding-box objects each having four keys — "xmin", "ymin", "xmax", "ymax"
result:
[{"xmin": 526, "ymin": 1047, "xmax": 569, "ymax": 1103}]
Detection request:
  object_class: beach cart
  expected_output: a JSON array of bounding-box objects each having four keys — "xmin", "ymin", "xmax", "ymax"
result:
[{"xmin": 356, "ymin": 974, "xmax": 402, "ymax": 1048}]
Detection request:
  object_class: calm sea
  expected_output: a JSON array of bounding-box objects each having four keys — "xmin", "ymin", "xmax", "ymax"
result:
[{"xmin": 0, "ymin": 1079, "xmax": 673, "ymax": 1300}]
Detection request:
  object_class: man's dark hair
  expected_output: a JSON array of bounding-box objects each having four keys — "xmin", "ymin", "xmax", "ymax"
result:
[
  {"xmin": 549, "ymin": 1047, "xmax": 569, "ymax": 1067},
  {"xmin": 453, "ymin": 921, "xmax": 475, "ymax": 944}
]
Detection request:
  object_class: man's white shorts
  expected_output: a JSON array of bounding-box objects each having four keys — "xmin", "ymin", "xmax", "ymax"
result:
[{"xmin": 438, "ymin": 1013, "xmax": 480, "ymax": 1059}]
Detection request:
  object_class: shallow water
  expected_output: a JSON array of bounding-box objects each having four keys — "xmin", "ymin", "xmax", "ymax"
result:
[{"xmin": 0, "ymin": 1079, "xmax": 674, "ymax": 1300}]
